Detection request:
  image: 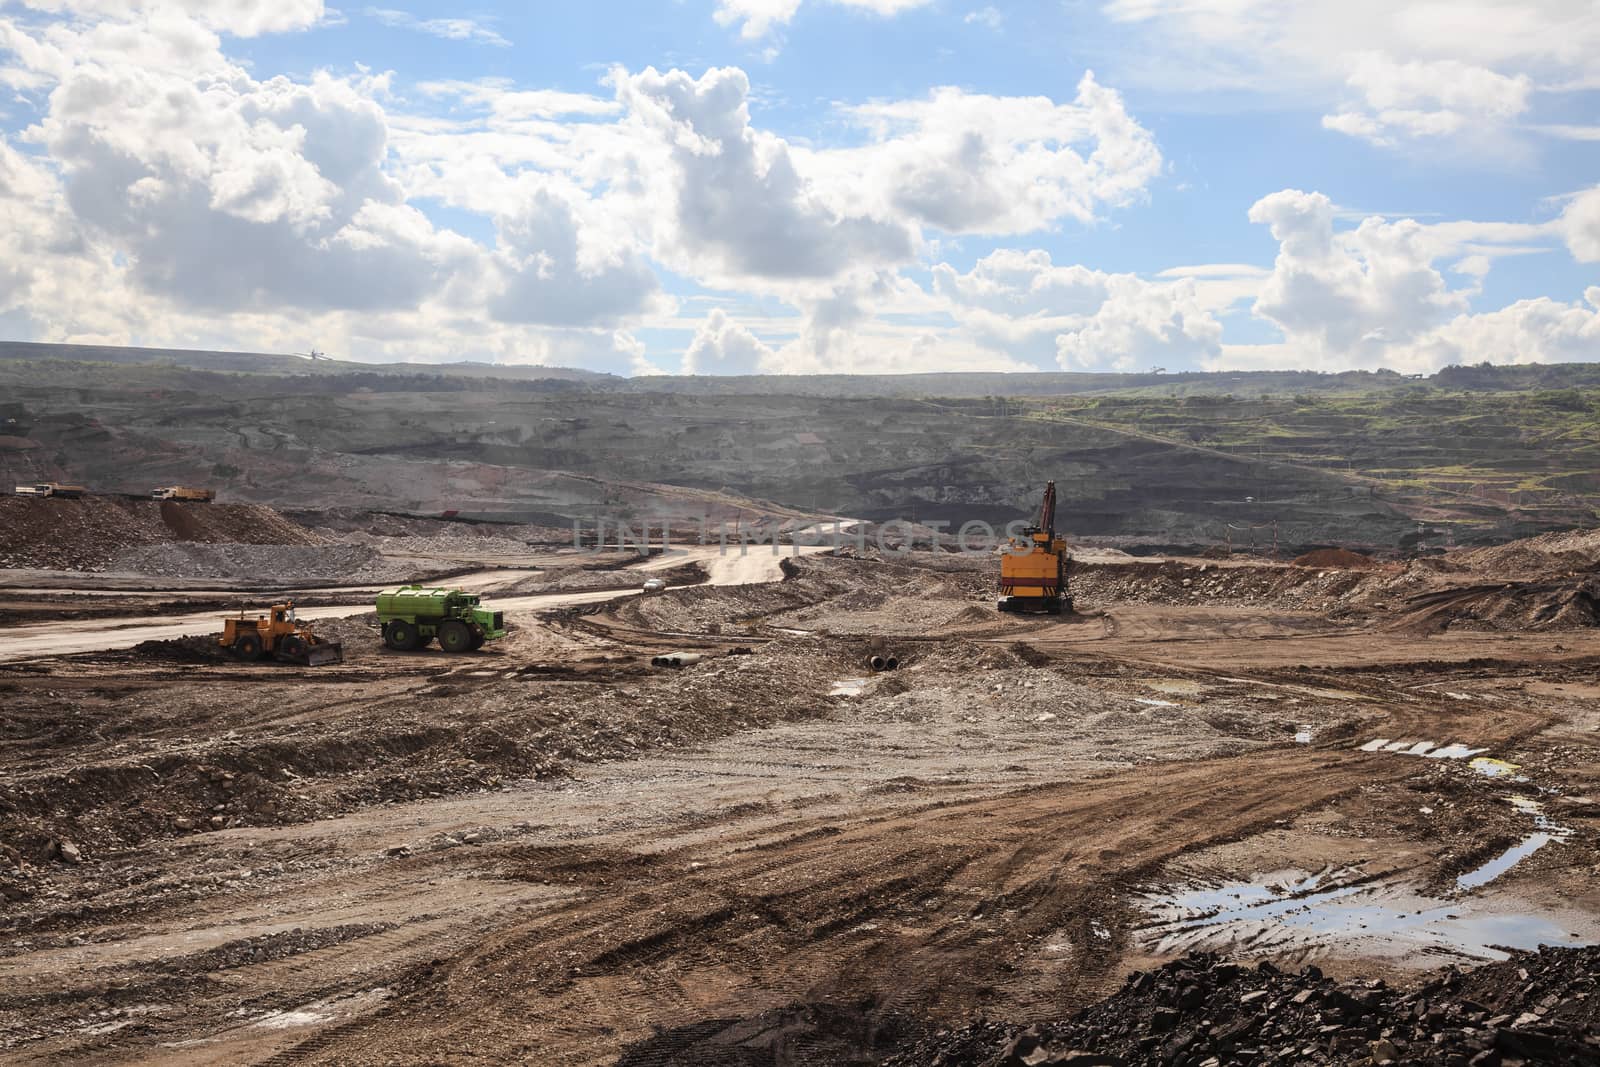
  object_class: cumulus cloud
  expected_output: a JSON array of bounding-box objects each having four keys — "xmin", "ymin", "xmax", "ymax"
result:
[
  {"xmin": 835, "ymin": 72, "xmax": 1161, "ymax": 235},
  {"xmin": 682, "ymin": 308, "xmax": 776, "ymax": 374},
  {"xmin": 930, "ymin": 249, "xmax": 1224, "ymax": 370},
  {"xmin": 1561, "ymin": 186, "xmax": 1600, "ymax": 263},
  {"xmin": 0, "ymin": 2, "xmax": 677, "ymax": 364},
  {"xmin": 1247, "ymin": 189, "xmax": 1468, "ymax": 364},
  {"xmin": 714, "ymin": 0, "xmax": 931, "ymax": 41},
  {"xmin": 489, "ymin": 182, "xmax": 666, "ymax": 328},
  {"xmin": 1055, "ymin": 276, "xmax": 1222, "ymax": 370},
  {"xmin": 1409, "ymin": 288, "xmax": 1600, "ymax": 367},
  {"xmin": 1322, "ymin": 53, "xmax": 1531, "ymax": 145},
  {"xmin": 1245, "ymin": 189, "xmax": 1600, "ymax": 371},
  {"xmin": 614, "ymin": 65, "xmax": 917, "ymax": 286}
]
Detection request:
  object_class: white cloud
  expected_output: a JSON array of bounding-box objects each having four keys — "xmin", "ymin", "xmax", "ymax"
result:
[
  {"xmin": 964, "ymin": 7, "xmax": 1003, "ymax": 30},
  {"xmin": 682, "ymin": 308, "xmax": 776, "ymax": 374},
  {"xmin": 13, "ymin": 0, "xmax": 328, "ymax": 37},
  {"xmin": 1247, "ymin": 189, "xmax": 1467, "ymax": 366},
  {"xmin": 0, "ymin": 3, "xmax": 670, "ymax": 367},
  {"xmin": 1055, "ymin": 275, "xmax": 1222, "ymax": 370},
  {"xmin": 1103, "ymin": 1, "xmax": 1600, "ymax": 146},
  {"xmin": 930, "ymin": 249, "xmax": 1224, "ymax": 371},
  {"xmin": 488, "ymin": 180, "xmax": 668, "ymax": 328},
  {"xmin": 364, "ymin": 7, "xmax": 509, "ymax": 48},
  {"xmin": 714, "ymin": 0, "xmax": 932, "ymax": 41},
  {"xmin": 1322, "ymin": 53, "xmax": 1531, "ymax": 146},
  {"xmin": 1407, "ymin": 288, "xmax": 1600, "ymax": 367},
  {"xmin": 1245, "ymin": 188, "xmax": 1600, "ymax": 371},
  {"xmin": 1560, "ymin": 186, "xmax": 1600, "ymax": 263},
  {"xmin": 613, "ymin": 65, "xmax": 917, "ymax": 287},
  {"xmin": 834, "ymin": 72, "xmax": 1161, "ymax": 235}
]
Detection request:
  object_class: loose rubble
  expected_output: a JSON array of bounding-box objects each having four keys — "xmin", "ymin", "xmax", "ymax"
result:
[{"xmin": 894, "ymin": 947, "xmax": 1600, "ymax": 1066}]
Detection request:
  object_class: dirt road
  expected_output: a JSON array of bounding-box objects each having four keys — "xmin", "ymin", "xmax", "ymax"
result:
[{"xmin": 0, "ymin": 547, "xmax": 823, "ymax": 662}]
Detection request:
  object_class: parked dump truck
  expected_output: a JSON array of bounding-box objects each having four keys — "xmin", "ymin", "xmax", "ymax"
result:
[
  {"xmin": 998, "ymin": 481, "xmax": 1072, "ymax": 614},
  {"xmin": 152, "ymin": 486, "xmax": 215, "ymax": 502},
  {"xmin": 375, "ymin": 585, "xmax": 506, "ymax": 653},
  {"xmin": 220, "ymin": 601, "xmax": 343, "ymax": 665},
  {"xmin": 13, "ymin": 482, "xmax": 87, "ymax": 498}
]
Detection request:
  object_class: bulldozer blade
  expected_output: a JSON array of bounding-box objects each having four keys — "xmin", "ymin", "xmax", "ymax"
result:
[{"xmin": 300, "ymin": 641, "xmax": 344, "ymax": 666}]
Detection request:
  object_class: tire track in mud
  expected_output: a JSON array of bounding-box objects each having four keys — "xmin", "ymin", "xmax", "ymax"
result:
[{"xmin": 307, "ymin": 745, "xmax": 1436, "ymax": 1065}]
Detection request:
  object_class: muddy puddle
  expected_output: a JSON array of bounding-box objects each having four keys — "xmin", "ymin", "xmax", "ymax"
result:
[{"xmin": 1138, "ymin": 866, "xmax": 1594, "ymax": 965}]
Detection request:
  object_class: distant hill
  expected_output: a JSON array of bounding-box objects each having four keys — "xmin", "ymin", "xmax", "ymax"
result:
[
  {"xmin": 0, "ymin": 341, "xmax": 616, "ymax": 383},
  {"xmin": 7, "ymin": 340, "xmax": 1600, "ymax": 398}
]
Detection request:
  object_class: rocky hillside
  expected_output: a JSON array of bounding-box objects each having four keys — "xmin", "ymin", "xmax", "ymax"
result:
[{"xmin": 4, "ymin": 349, "xmax": 1600, "ymax": 553}]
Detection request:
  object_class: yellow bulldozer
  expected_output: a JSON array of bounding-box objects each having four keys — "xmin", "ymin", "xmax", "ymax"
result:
[
  {"xmin": 998, "ymin": 481, "xmax": 1073, "ymax": 615},
  {"xmin": 219, "ymin": 601, "xmax": 343, "ymax": 665}
]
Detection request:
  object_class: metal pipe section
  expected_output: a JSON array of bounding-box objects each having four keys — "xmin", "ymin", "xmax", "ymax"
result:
[
  {"xmin": 885, "ymin": 656, "xmax": 899, "ymax": 670},
  {"xmin": 868, "ymin": 655, "xmax": 885, "ymax": 671},
  {"xmin": 651, "ymin": 652, "xmax": 703, "ymax": 668}
]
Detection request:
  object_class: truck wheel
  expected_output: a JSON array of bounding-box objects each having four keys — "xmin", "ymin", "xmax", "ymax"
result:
[
  {"xmin": 279, "ymin": 635, "xmax": 307, "ymax": 663},
  {"xmin": 385, "ymin": 620, "xmax": 420, "ymax": 651},
  {"xmin": 438, "ymin": 619, "xmax": 472, "ymax": 653},
  {"xmin": 233, "ymin": 633, "xmax": 264, "ymax": 661},
  {"xmin": 468, "ymin": 632, "xmax": 486, "ymax": 650}
]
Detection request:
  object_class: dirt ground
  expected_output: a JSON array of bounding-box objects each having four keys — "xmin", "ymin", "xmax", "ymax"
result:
[{"xmin": 0, "ymin": 547, "xmax": 1597, "ymax": 1064}]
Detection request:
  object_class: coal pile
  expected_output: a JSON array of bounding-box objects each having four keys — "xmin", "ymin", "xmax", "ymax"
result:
[
  {"xmin": 893, "ymin": 947, "xmax": 1600, "ymax": 1066},
  {"xmin": 131, "ymin": 635, "xmax": 231, "ymax": 663}
]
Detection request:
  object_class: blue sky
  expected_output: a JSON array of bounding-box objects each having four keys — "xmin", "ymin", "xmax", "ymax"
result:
[{"xmin": 0, "ymin": 1, "xmax": 1597, "ymax": 375}]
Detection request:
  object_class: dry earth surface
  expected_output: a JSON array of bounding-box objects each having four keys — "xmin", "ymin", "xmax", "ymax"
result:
[{"xmin": 0, "ymin": 524, "xmax": 1598, "ymax": 1064}]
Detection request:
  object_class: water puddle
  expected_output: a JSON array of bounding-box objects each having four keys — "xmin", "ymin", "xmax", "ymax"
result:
[
  {"xmin": 1134, "ymin": 697, "xmax": 1178, "ymax": 708},
  {"xmin": 829, "ymin": 678, "xmax": 867, "ymax": 697},
  {"xmin": 1139, "ymin": 867, "xmax": 1591, "ymax": 965},
  {"xmin": 1357, "ymin": 738, "xmax": 1485, "ymax": 759},
  {"xmin": 1457, "ymin": 835, "xmax": 1558, "ymax": 891},
  {"xmin": 1456, "ymin": 796, "xmax": 1574, "ymax": 891},
  {"xmin": 1468, "ymin": 756, "xmax": 1522, "ymax": 779}
]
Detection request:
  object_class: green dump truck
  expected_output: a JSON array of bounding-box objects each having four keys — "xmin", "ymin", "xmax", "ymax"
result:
[{"xmin": 375, "ymin": 585, "xmax": 506, "ymax": 653}]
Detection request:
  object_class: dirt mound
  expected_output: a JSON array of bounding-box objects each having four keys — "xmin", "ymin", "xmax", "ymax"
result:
[
  {"xmin": 0, "ymin": 496, "xmax": 324, "ymax": 571},
  {"xmin": 893, "ymin": 946, "xmax": 1600, "ymax": 1065},
  {"xmin": 1293, "ymin": 547, "xmax": 1380, "ymax": 569},
  {"xmin": 1450, "ymin": 527, "xmax": 1600, "ymax": 580},
  {"xmin": 132, "ymin": 635, "xmax": 231, "ymax": 664},
  {"xmin": 1389, "ymin": 577, "xmax": 1600, "ymax": 633}
]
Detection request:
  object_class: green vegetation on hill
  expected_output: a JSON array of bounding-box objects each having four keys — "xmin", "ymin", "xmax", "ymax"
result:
[{"xmin": 1023, "ymin": 387, "xmax": 1600, "ymax": 525}]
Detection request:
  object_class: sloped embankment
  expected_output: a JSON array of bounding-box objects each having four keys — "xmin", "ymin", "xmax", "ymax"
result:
[{"xmin": 0, "ymin": 496, "xmax": 325, "ymax": 570}]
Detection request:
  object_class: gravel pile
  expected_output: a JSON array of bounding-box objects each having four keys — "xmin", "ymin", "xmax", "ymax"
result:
[{"xmin": 893, "ymin": 947, "xmax": 1600, "ymax": 1066}]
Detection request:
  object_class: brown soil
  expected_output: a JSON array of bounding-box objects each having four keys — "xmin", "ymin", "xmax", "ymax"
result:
[
  {"xmin": 0, "ymin": 497, "xmax": 324, "ymax": 570},
  {"xmin": 0, "ymin": 549, "xmax": 1597, "ymax": 1064},
  {"xmin": 1293, "ymin": 547, "xmax": 1380, "ymax": 569}
]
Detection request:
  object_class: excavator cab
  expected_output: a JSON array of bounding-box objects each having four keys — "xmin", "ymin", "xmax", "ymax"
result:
[
  {"xmin": 998, "ymin": 481, "xmax": 1074, "ymax": 615},
  {"xmin": 219, "ymin": 600, "xmax": 344, "ymax": 665}
]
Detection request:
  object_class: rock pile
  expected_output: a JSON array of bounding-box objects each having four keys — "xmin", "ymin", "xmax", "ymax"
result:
[{"xmin": 896, "ymin": 948, "xmax": 1600, "ymax": 1066}]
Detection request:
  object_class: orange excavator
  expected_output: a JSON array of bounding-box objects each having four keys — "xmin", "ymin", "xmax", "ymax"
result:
[{"xmin": 998, "ymin": 481, "xmax": 1072, "ymax": 614}]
